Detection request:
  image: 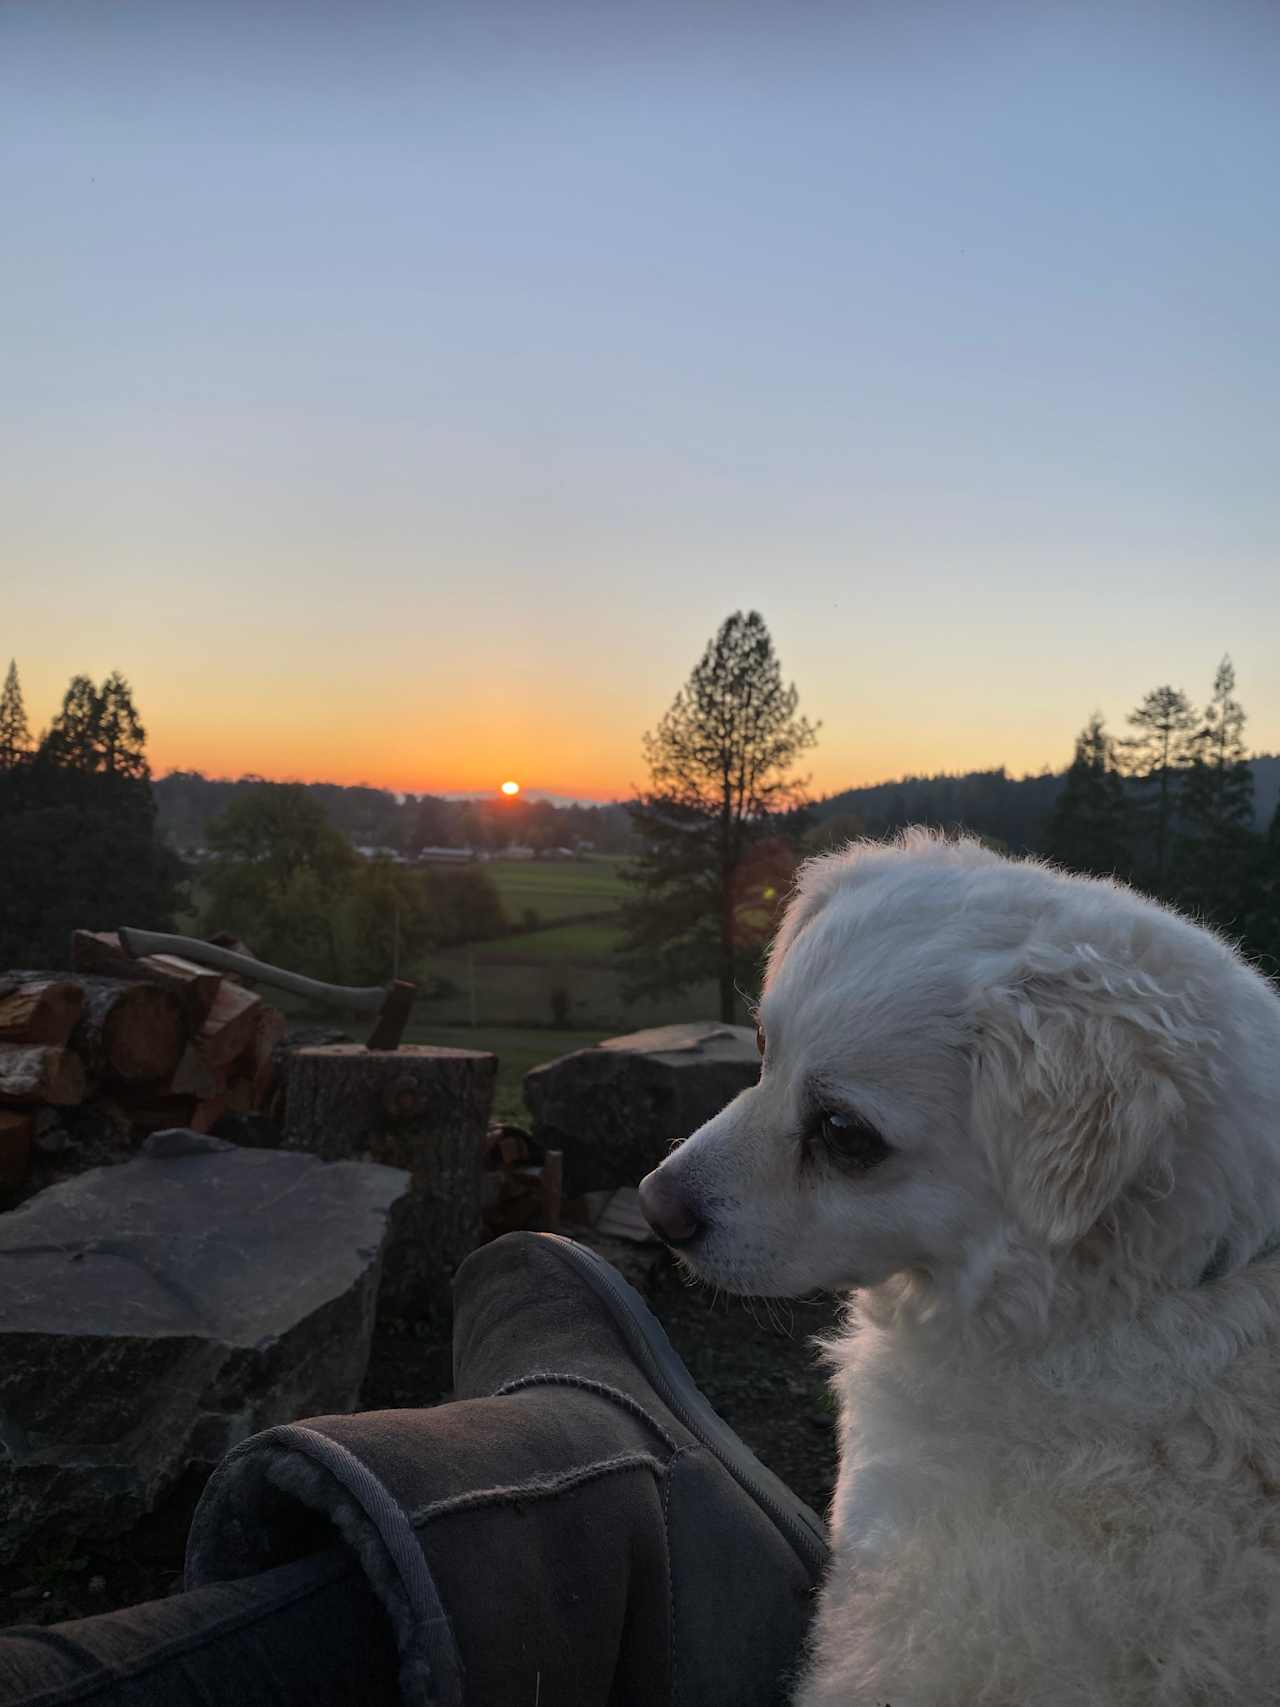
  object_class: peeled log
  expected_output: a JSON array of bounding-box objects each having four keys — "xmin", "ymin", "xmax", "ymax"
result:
[
  {"xmin": 284, "ymin": 1044, "xmax": 496, "ymax": 1323},
  {"xmin": 71, "ymin": 978, "xmax": 184, "ymax": 1085},
  {"xmin": 0, "ymin": 980, "xmax": 84, "ymax": 1048},
  {"xmin": 0, "ymin": 1045, "xmax": 86, "ymax": 1107}
]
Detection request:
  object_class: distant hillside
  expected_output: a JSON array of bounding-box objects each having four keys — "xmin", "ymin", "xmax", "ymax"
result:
[
  {"xmin": 151, "ymin": 757, "xmax": 1279, "ymax": 864},
  {"xmin": 812, "ymin": 755, "xmax": 1280, "ymax": 855},
  {"xmin": 151, "ymin": 771, "xmax": 639, "ymax": 856}
]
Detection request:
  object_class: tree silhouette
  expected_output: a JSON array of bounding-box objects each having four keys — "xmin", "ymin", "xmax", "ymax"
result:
[
  {"xmin": 0, "ymin": 660, "xmax": 31, "ymax": 770},
  {"xmin": 622, "ymin": 610, "xmax": 818, "ymax": 1022},
  {"xmin": 0, "ymin": 669, "xmax": 182, "ymax": 965},
  {"xmin": 1118, "ymin": 685, "xmax": 1197, "ymax": 889},
  {"xmin": 1176, "ymin": 657, "xmax": 1256, "ymax": 921},
  {"xmin": 97, "ymin": 670, "xmax": 151, "ymax": 781},
  {"xmin": 1045, "ymin": 713, "xmax": 1132, "ymax": 879},
  {"xmin": 39, "ymin": 674, "xmax": 103, "ymax": 772}
]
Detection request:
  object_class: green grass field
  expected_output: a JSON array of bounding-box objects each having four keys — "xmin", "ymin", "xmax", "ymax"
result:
[
  {"xmin": 471, "ymin": 917, "xmax": 625, "ymax": 964},
  {"xmin": 482, "ymin": 856, "xmax": 631, "ymax": 924},
  {"xmin": 407, "ymin": 855, "xmax": 717, "ymax": 1115}
]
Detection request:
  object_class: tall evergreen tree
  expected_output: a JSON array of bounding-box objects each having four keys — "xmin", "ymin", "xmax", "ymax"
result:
[
  {"xmin": 621, "ymin": 610, "xmax": 818, "ymax": 1022},
  {"xmin": 1176, "ymin": 657, "xmax": 1258, "ymax": 925},
  {"xmin": 39, "ymin": 673, "xmax": 104, "ymax": 772},
  {"xmin": 1182, "ymin": 657, "xmax": 1253, "ymax": 837},
  {"xmin": 1232, "ymin": 796, "xmax": 1280, "ymax": 980},
  {"xmin": 1118, "ymin": 685, "xmax": 1197, "ymax": 891},
  {"xmin": 97, "ymin": 670, "xmax": 151, "ymax": 782},
  {"xmin": 0, "ymin": 669, "xmax": 182, "ymax": 965},
  {"xmin": 0, "ymin": 660, "xmax": 32, "ymax": 769},
  {"xmin": 1045, "ymin": 713, "xmax": 1132, "ymax": 878}
]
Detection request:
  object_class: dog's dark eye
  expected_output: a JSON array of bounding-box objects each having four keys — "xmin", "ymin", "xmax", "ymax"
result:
[{"xmin": 813, "ymin": 1108, "xmax": 891, "ymax": 1173}]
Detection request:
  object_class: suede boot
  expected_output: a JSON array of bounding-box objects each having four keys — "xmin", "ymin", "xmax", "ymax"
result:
[{"xmin": 184, "ymin": 1232, "xmax": 828, "ymax": 1707}]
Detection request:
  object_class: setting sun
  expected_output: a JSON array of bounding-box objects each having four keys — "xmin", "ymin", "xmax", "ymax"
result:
[{"xmin": 500, "ymin": 780, "xmax": 520, "ymax": 796}]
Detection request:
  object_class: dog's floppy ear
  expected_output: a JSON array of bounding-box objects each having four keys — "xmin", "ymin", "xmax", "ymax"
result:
[{"xmin": 971, "ymin": 946, "xmax": 1201, "ymax": 1248}]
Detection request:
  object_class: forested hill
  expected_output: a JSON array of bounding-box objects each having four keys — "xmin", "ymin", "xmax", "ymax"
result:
[
  {"xmin": 151, "ymin": 771, "xmax": 639, "ymax": 855},
  {"xmin": 810, "ymin": 756, "xmax": 1280, "ymax": 856},
  {"xmin": 153, "ymin": 757, "xmax": 1280, "ymax": 862}
]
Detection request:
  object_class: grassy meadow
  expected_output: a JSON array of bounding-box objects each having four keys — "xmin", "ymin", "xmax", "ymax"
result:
[{"xmin": 406, "ymin": 855, "xmax": 718, "ymax": 1120}]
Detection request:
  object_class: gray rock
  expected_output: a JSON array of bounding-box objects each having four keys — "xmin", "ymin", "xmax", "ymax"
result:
[
  {"xmin": 0, "ymin": 1130, "xmax": 409, "ymax": 1561},
  {"xmin": 524, "ymin": 1021, "xmax": 761, "ymax": 1195}
]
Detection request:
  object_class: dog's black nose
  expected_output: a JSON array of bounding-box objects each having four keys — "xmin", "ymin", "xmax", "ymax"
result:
[{"xmin": 638, "ymin": 1170, "xmax": 704, "ymax": 1246}]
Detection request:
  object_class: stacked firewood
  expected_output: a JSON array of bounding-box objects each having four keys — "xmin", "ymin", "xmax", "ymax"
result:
[{"xmin": 0, "ymin": 931, "xmax": 287, "ymax": 1199}]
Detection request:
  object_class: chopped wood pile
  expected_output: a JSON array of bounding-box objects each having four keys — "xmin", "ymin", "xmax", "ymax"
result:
[{"xmin": 0, "ymin": 931, "xmax": 288, "ymax": 1202}]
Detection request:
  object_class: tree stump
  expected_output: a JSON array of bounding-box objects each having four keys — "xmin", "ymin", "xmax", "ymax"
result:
[{"xmin": 283, "ymin": 1045, "xmax": 497, "ymax": 1324}]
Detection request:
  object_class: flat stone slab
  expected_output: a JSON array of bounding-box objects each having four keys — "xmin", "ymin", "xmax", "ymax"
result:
[
  {"xmin": 0, "ymin": 1129, "xmax": 409, "ymax": 1560},
  {"xmin": 524, "ymin": 1021, "xmax": 760, "ymax": 1195}
]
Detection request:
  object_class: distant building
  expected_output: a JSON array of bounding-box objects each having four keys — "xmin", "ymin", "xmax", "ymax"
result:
[{"xmin": 415, "ymin": 846, "xmax": 484, "ymax": 864}]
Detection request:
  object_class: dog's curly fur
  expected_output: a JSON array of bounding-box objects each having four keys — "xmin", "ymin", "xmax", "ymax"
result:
[{"xmin": 640, "ymin": 831, "xmax": 1280, "ymax": 1706}]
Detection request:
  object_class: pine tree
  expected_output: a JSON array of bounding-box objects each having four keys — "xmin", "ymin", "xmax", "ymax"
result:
[
  {"xmin": 1045, "ymin": 713, "xmax": 1132, "ymax": 879},
  {"xmin": 39, "ymin": 674, "xmax": 104, "ymax": 772},
  {"xmin": 1177, "ymin": 657, "xmax": 1256, "ymax": 921},
  {"xmin": 0, "ymin": 660, "xmax": 32, "ymax": 770},
  {"xmin": 1233, "ymin": 796, "xmax": 1280, "ymax": 980},
  {"xmin": 1182, "ymin": 657, "xmax": 1253, "ymax": 836},
  {"xmin": 97, "ymin": 670, "xmax": 151, "ymax": 782},
  {"xmin": 0, "ymin": 670, "xmax": 182, "ymax": 966},
  {"xmin": 1117, "ymin": 685, "xmax": 1198, "ymax": 892},
  {"xmin": 621, "ymin": 611, "xmax": 819, "ymax": 1022}
]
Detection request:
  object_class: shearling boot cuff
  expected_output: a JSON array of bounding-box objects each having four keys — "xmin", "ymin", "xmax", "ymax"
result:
[{"xmin": 184, "ymin": 1420, "xmax": 463, "ymax": 1707}]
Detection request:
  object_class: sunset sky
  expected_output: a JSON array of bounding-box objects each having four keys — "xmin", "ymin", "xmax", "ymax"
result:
[{"xmin": 4, "ymin": 1, "xmax": 1278, "ymax": 803}]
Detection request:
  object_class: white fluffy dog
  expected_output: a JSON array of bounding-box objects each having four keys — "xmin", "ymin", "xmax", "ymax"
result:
[{"xmin": 638, "ymin": 831, "xmax": 1280, "ymax": 1706}]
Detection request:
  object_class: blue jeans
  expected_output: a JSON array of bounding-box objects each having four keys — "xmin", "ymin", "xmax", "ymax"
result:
[{"xmin": 0, "ymin": 1548, "xmax": 400, "ymax": 1706}]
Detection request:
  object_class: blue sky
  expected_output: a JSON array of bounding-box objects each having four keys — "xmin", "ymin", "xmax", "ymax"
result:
[{"xmin": 3, "ymin": 1, "xmax": 1277, "ymax": 798}]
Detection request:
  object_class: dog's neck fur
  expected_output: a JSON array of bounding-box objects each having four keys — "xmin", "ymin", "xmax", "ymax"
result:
[{"xmin": 826, "ymin": 1252, "xmax": 1280, "ymax": 1561}]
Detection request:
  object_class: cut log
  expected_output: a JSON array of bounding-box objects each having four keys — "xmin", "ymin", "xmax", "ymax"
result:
[
  {"xmin": 284, "ymin": 1044, "xmax": 496, "ymax": 1323},
  {"xmin": 0, "ymin": 1045, "xmax": 86, "ymax": 1107},
  {"xmin": 224, "ymin": 1076, "xmax": 255, "ymax": 1115},
  {"xmin": 195, "ymin": 983, "xmax": 263, "ymax": 1073},
  {"xmin": 71, "ymin": 931, "xmax": 222, "ymax": 1023},
  {"xmin": 170, "ymin": 1043, "xmax": 226, "ymax": 1100},
  {"xmin": 71, "ymin": 978, "xmax": 185, "ymax": 1085},
  {"xmin": 0, "ymin": 980, "xmax": 84, "ymax": 1048},
  {"xmin": 0, "ymin": 1109, "xmax": 34, "ymax": 1193},
  {"xmin": 189, "ymin": 1092, "xmax": 229, "ymax": 1134},
  {"xmin": 244, "ymin": 1006, "xmax": 288, "ymax": 1107}
]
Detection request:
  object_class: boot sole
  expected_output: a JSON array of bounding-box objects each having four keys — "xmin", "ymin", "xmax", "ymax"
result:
[{"xmin": 536, "ymin": 1232, "xmax": 830, "ymax": 1578}]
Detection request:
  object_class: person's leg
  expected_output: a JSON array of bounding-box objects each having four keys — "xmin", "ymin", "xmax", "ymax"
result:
[{"xmin": 0, "ymin": 1547, "xmax": 399, "ymax": 1707}]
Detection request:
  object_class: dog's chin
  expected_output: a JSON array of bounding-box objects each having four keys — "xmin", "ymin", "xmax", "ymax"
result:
[{"xmin": 672, "ymin": 1232, "xmax": 853, "ymax": 1299}]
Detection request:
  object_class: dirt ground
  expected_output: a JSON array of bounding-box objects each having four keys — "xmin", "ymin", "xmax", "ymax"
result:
[{"xmin": 1, "ymin": 1246, "xmax": 841, "ymax": 1632}]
